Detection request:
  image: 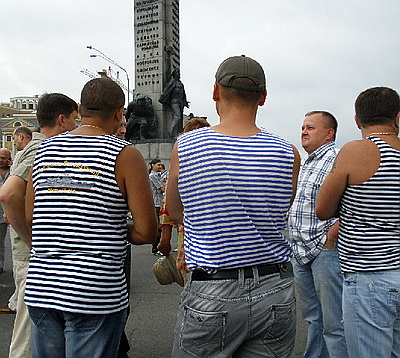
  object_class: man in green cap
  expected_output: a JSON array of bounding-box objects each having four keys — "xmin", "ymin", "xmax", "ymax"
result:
[{"xmin": 167, "ymin": 55, "xmax": 300, "ymax": 357}]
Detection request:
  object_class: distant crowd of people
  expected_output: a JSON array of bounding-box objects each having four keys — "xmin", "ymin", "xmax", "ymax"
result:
[{"xmin": 0, "ymin": 55, "xmax": 399, "ymax": 358}]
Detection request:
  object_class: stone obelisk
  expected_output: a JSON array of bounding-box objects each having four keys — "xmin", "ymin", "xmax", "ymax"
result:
[{"xmin": 134, "ymin": 0, "xmax": 180, "ymax": 140}]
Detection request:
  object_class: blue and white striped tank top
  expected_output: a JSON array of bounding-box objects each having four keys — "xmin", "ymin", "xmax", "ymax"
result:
[
  {"xmin": 177, "ymin": 127, "xmax": 294, "ymax": 272},
  {"xmin": 339, "ymin": 136, "xmax": 400, "ymax": 273},
  {"xmin": 25, "ymin": 133, "xmax": 130, "ymax": 314}
]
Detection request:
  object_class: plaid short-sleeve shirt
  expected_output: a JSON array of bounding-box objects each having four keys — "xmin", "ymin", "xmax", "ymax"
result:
[{"xmin": 288, "ymin": 141, "xmax": 338, "ymax": 264}]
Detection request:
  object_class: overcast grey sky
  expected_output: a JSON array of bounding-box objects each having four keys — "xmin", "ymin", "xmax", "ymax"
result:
[{"xmin": 1, "ymin": 0, "xmax": 399, "ymax": 152}]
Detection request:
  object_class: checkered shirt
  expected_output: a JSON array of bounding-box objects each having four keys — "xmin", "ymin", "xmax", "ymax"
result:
[{"xmin": 288, "ymin": 141, "xmax": 339, "ymax": 264}]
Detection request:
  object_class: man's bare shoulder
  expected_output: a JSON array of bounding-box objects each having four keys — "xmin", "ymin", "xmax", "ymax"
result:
[
  {"xmin": 116, "ymin": 145, "xmax": 146, "ymax": 169},
  {"xmin": 334, "ymin": 138, "xmax": 381, "ymax": 183},
  {"xmin": 339, "ymin": 138, "xmax": 376, "ymax": 159},
  {"xmin": 119, "ymin": 144, "xmax": 141, "ymax": 156}
]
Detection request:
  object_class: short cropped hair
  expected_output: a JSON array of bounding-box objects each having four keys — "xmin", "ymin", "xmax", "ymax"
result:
[
  {"xmin": 355, "ymin": 87, "xmax": 400, "ymax": 127},
  {"xmin": 13, "ymin": 126, "xmax": 33, "ymax": 140},
  {"xmin": 80, "ymin": 78, "xmax": 125, "ymax": 120},
  {"xmin": 220, "ymin": 78, "xmax": 264, "ymax": 105},
  {"xmin": 36, "ymin": 93, "xmax": 78, "ymax": 128},
  {"xmin": 0, "ymin": 148, "xmax": 11, "ymax": 160},
  {"xmin": 183, "ymin": 117, "xmax": 210, "ymax": 133},
  {"xmin": 305, "ymin": 110, "xmax": 338, "ymax": 141}
]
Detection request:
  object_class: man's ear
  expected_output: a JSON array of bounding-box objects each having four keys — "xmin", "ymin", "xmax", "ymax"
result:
[
  {"xmin": 354, "ymin": 115, "xmax": 362, "ymax": 129},
  {"xmin": 258, "ymin": 90, "xmax": 267, "ymax": 106},
  {"xmin": 326, "ymin": 128, "xmax": 335, "ymax": 141},
  {"xmin": 78, "ymin": 104, "xmax": 82, "ymax": 116},
  {"xmin": 57, "ymin": 114, "xmax": 65, "ymax": 128},
  {"xmin": 395, "ymin": 111, "xmax": 400, "ymax": 130},
  {"xmin": 212, "ymin": 83, "xmax": 220, "ymax": 102},
  {"xmin": 114, "ymin": 106, "xmax": 124, "ymax": 123}
]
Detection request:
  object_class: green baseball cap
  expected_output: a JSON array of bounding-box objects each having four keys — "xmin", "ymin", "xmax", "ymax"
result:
[{"xmin": 215, "ymin": 55, "xmax": 266, "ymax": 92}]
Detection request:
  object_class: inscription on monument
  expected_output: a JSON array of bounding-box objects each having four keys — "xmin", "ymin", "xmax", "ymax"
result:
[
  {"xmin": 134, "ymin": 0, "xmax": 179, "ymax": 88},
  {"xmin": 134, "ymin": 1, "xmax": 162, "ymax": 89}
]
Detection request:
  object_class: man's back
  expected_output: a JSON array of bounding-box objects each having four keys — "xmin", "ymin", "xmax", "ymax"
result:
[
  {"xmin": 26, "ymin": 133, "xmax": 131, "ymax": 314},
  {"xmin": 23, "ymin": 80, "xmax": 156, "ymax": 358},
  {"xmin": 178, "ymin": 126, "xmax": 294, "ymax": 271},
  {"xmin": 168, "ymin": 56, "xmax": 300, "ymax": 358}
]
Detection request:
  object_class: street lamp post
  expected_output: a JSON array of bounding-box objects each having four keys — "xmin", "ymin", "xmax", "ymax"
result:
[{"xmin": 87, "ymin": 46, "xmax": 130, "ymax": 104}]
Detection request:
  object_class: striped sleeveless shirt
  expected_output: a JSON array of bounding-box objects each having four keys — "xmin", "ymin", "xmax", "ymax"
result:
[
  {"xmin": 177, "ymin": 127, "xmax": 294, "ymax": 272},
  {"xmin": 339, "ymin": 136, "xmax": 400, "ymax": 273},
  {"xmin": 25, "ymin": 133, "xmax": 130, "ymax": 314}
]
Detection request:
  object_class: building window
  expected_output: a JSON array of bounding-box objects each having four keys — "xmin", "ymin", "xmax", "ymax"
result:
[
  {"xmin": 14, "ymin": 121, "xmax": 22, "ymax": 127},
  {"xmin": 6, "ymin": 135, "xmax": 12, "ymax": 142},
  {"xmin": 22, "ymin": 103, "xmax": 27, "ymax": 109},
  {"xmin": 28, "ymin": 103, "xmax": 34, "ymax": 109}
]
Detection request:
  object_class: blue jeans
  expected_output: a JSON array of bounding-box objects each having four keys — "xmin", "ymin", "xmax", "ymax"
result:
[
  {"xmin": 172, "ymin": 270, "xmax": 296, "ymax": 358},
  {"xmin": 28, "ymin": 306, "xmax": 128, "ymax": 358},
  {"xmin": 293, "ymin": 249, "xmax": 348, "ymax": 358},
  {"xmin": 343, "ymin": 269, "xmax": 400, "ymax": 358}
]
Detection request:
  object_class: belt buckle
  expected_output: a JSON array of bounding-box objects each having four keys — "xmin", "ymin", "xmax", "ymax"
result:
[
  {"xmin": 279, "ymin": 263, "xmax": 288, "ymax": 272},
  {"xmin": 278, "ymin": 262, "xmax": 293, "ymax": 279}
]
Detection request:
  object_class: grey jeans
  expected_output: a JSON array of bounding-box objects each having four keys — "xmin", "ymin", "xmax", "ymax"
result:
[{"xmin": 171, "ymin": 270, "xmax": 296, "ymax": 358}]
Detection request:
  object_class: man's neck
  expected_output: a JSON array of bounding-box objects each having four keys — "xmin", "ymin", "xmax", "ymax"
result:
[
  {"xmin": 20, "ymin": 140, "xmax": 31, "ymax": 150},
  {"xmin": 213, "ymin": 102, "xmax": 260, "ymax": 137},
  {"xmin": 0, "ymin": 167, "xmax": 9, "ymax": 178},
  {"xmin": 305, "ymin": 141, "xmax": 334, "ymax": 156},
  {"xmin": 40, "ymin": 127, "xmax": 58, "ymax": 138},
  {"xmin": 361, "ymin": 125, "xmax": 399, "ymax": 138},
  {"xmin": 212, "ymin": 115, "xmax": 260, "ymax": 137},
  {"xmin": 76, "ymin": 118, "xmax": 115, "ymax": 135}
]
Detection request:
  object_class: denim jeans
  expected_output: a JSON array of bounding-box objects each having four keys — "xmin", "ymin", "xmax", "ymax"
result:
[
  {"xmin": 293, "ymin": 249, "xmax": 348, "ymax": 358},
  {"xmin": 172, "ymin": 270, "xmax": 296, "ymax": 358},
  {"xmin": 343, "ymin": 269, "xmax": 400, "ymax": 358},
  {"xmin": 28, "ymin": 306, "xmax": 128, "ymax": 358}
]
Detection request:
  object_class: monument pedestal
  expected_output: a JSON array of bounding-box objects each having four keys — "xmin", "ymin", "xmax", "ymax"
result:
[{"xmin": 130, "ymin": 138, "xmax": 175, "ymax": 169}]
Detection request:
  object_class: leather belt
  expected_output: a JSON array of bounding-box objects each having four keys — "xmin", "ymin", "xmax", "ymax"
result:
[{"xmin": 191, "ymin": 262, "xmax": 291, "ymax": 281}]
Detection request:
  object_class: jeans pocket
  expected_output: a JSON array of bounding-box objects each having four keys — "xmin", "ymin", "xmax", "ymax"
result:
[
  {"xmin": 369, "ymin": 283, "xmax": 397, "ymax": 328},
  {"xmin": 263, "ymin": 298, "xmax": 296, "ymax": 358},
  {"xmin": 70, "ymin": 313, "xmax": 102, "ymax": 331},
  {"xmin": 179, "ymin": 305, "xmax": 227, "ymax": 357},
  {"xmin": 344, "ymin": 278, "xmax": 356, "ymax": 286},
  {"xmin": 28, "ymin": 306, "xmax": 47, "ymax": 326}
]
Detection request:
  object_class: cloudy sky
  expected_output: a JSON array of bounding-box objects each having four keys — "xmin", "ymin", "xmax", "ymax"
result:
[{"xmin": 1, "ymin": 0, "xmax": 399, "ymax": 152}]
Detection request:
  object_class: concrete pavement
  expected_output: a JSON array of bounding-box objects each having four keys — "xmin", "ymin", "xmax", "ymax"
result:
[{"xmin": 0, "ymin": 232, "xmax": 306, "ymax": 357}]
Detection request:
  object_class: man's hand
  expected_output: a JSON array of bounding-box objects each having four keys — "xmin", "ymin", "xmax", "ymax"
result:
[
  {"xmin": 323, "ymin": 220, "xmax": 339, "ymax": 250},
  {"xmin": 157, "ymin": 224, "xmax": 172, "ymax": 255}
]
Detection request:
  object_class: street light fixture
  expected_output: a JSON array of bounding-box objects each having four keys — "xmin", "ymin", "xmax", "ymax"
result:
[{"xmin": 87, "ymin": 45, "xmax": 130, "ymax": 104}]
